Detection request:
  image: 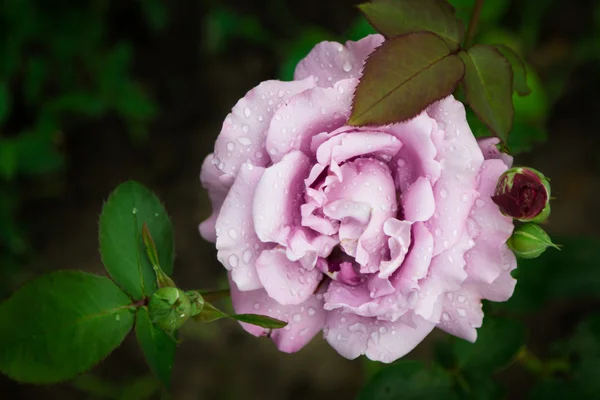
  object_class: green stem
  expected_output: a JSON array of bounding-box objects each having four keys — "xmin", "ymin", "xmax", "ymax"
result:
[{"xmin": 464, "ymin": 0, "xmax": 484, "ymax": 48}]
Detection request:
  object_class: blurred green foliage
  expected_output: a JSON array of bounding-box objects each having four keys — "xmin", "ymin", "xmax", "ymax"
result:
[{"xmin": 0, "ymin": 0, "xmax": 167, "ymax": 295}]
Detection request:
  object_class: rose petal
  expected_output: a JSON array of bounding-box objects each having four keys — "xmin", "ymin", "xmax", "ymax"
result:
[
  {"xmin": 401, "ymin": 176, "xmax": 435, "ymax": 222},
  {"xmin": 464, "ymin": 160, "xmax": 514, "ymax": 284},
  {"xmin": 255, "ymin": 248, "xmax": 322, "ymax": 305},
  {"xmin": 214, "ymin": 78, "xmax": 315, "ymax": 177},
  {"xmin": 388, "ymin": 113, "xmax": 441, "ymax": 192},
  {"xmin": 437, "ymin": 288, "xmax": 483, "ymax": 342},
  {"xmin": 199, "ymin": 154, "xmax": 230, "ymax": 242},
  {"xmin": 323, "ymin": 309, "xmax": 435, "ymax": 362},
  {"xmin": 426, "ymin": 96, "xmax": 484, "ymax": 255},
  {"xmin": 229, "ymin": 275, "xmax": 326, "ymax": 353},
  {"xmin": 478, "ymin": 137, "xmax": 513, "ymax": 167},
  {"xmin": 266, "ymin": 79, "xmax": 356, "ymax": 163},
  {"xmin": 216, "ymin": 163, "xmax": 269, "ymax": 290},
  {"xmin": 253, "ymin": 151, "xmax": 311, "ymax": 244},
  {"xmin": 379, "ymin": 219, "xmax": 412, "ymax": 279},
  {"xmin": 294, "ymin": 34, "xmax": 384, "ymax": 87}
]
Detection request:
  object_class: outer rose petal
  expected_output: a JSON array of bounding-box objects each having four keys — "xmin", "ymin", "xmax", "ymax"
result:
[
  {"xmin": 478, "ymin": 137, "xmax": 513, "ymax": 167},
  {"xmin": 464, "ymin": 160, "xmax": 514, "ymax": 285},
  {"xmin": 229, "ymin": 275, "xmax": 326, "ymax": 353},
  {"xmin": 253, "ymin": 151, "xmax": 311, "ymax": 244},
  {"xmin": 426, "ymin": 96, "xmax": 484, "ymax": 255},
  {"xmin": 214, "ymin": 78, "xmax": 315, "ymax": 176},
  {"xmin": 323, "ymin": 309, "xmax": 435, "ymax": 362},
  {"xmin": 199, "ymin": 154, "xmax": 229, "ymax": 242},
  {"xmin": 215, "ymin": 163, "xmax": 267, "ymax": 291},
  {"xmin": 437, "ymin": 288, "xmax": 483, "ymax": 342},
  {"xmin": 266, "ymin": 79, "xmax": 356, "ymax": 163},
  {"xmin": 255, "ymin": 248, "xmax": 322, "ymax": 305},
  {"xmin": 294, "ymin": 34, "xmax": 384, "ymax": 87}
]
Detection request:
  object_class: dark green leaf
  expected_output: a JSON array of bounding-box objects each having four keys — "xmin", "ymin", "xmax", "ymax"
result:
[
  {"xmin": 448, "ymin": 0, "xmax": 510, "ymax": 27},
  {"xmin": 231, "ymin": 314, "xmax": 287, "ymax": 329},
  {"xmin": 135, "ymin": 308, "xmax": 176, "ymax": 389},
  {"xmin": 453, "ymin": 317, "xmax": 525, "ymax": 376},
  {"xmin": 359, "ymin": 0, "xmax": 463, "ymax": 49},
  {"xmin": 492, "ymin": 44, "xmax": 531, "ymax": 96},
  {"xmin": 357, "ymin": 361, "xmax": 458, "ymax": 400},
  {"xmin": 99, "ymin": 181, "xmax": 174, "ymax": 300},
  {"xmin": 196, "ymin": 288, "xmax": 231, "ymax": 302},
  {"xmin": 349, "ymin": 32, "xmax": 465, "ymax": 126},
  {"xmin": 460, "ymin": 44, "xmax": 514, "ymax": 141},
  {"xmin": 0, "ymin": 271, "xmax": 135, "ymax": 383}
]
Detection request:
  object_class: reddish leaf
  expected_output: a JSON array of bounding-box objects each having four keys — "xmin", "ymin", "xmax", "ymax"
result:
[
  {"xmin": 492, "ymin": 44, "xmax": 531, "ymax": 96},
  {"xmin": 359, "ymin": 0, "xmax": 464, "ymax": 50},
  {"xmin": 459, "ymin": 45, "xmax": 514, "ymax": 142},
  {"xmin": 349, "ymin": 32, "xmax": 465, "ymax": 127}
]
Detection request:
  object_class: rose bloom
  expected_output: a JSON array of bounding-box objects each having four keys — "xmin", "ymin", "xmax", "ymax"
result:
[{"xmin": 199, "ymin": 34, "xmax": 516, "ymax": 362}]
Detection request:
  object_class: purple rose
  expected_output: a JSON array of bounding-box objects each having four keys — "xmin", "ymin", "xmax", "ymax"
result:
[{"xmin": 199, "ymin": 35, "xmax": 517, "ymax": 362}]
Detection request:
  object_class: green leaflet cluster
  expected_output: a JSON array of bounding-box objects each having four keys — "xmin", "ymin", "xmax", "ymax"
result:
[
  {"xmin": 0, "ymin": 181, "xmax": 286, "ymax": 389},
  {"xmin": 350, "ymin": 0, "xmax": 531, "ymax": 145}
]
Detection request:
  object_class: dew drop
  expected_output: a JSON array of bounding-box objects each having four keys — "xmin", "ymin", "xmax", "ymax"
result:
[
  {"xmin": 337, "ymin": 85, "xmax": 345, "ymax": 94},
  {"xmin": 293, "ymin": 313, "xmax": 302, "ymax": 322},
  {"xmin": 228, "ymin": 228, "xmax": 238, "ymax": 240},
  {"xmin": 242, "ymin": 125, "xmax": 249, "ymax": 133},
  {"xmin": 342, "ymin": 61, "xmax": 352, "ymax": 72},
  {"xmin": 397, "ymin": 158, "xmax": 406, "ymax": 167},
  {"xmin": 115, "ymin": 314, "xmax": 121, "ymax": 321},
  {"xmin": 307, "ymin": 307, "xmax": 316, "ymax": 316},
  {"xmin": 458, "ymin": 295, "xmax": 466, "ymax": 303},
  {"xmin": 254, "ymin": 303, "xmax": 260, "ymax": 310},
  {"xmin": 132, "ymin": 207, "xmax": 138, "ymax": 214},
  {"xmin": 228, "ymin": 254, "xmax": 239, "ymax": 268},
  {"xmin": 457, "ymin": 308, "xmax": 467, "ymax": 317},
  {"xmin": 257, "ymin": 115, "xmax": 264, "ymax": 122},
  {"xmin": 243, "ymin": 107, "xmax": 252, "ymax": 118},
  {"xmin": 442, "ymin": 312, "xmax": 450, "ymax": 321},
  {"xmin": 237, "ymin": 137, "xmax": 252, "ymax": 146},
  {"xmin": 226, "ymin": 141, "xmax": 235, "ymax": 151},
  {"xmin": 243, "ymin": 249, "xmax": 253, "ymax": 264},
  {"xmin": 440, "ymin": 189, "xmax": 448, "ymax": 198},
  {"xmin": 461, "ymin": 193, "xmax": 469, "ymax": 202}
]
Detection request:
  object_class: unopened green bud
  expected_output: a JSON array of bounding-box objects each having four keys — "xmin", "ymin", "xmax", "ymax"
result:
[
  {"xmin": 507, "ymin": 223, "xmax": 560, "ymax": 259},
  {"xmin": 148, "ymin": 287, "xmax": 192, "ymax": 332}
]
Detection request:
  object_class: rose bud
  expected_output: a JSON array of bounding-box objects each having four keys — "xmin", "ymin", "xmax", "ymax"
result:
[
  {"xmin": 507, "ymin": 223, "xmax": 560, "ymax": 259},
  {"xmin": 492, "ymin": 167, "xmax": 551, "ymax": 222},
  {"xmin": 148, "ymin": 287, "xmax": 192, "ymax": 332}
]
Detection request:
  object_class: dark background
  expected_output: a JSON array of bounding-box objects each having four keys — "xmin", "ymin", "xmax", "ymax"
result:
[{"xmin": 1, "ymin": 0, "xmax": 599, "ymax": 398}]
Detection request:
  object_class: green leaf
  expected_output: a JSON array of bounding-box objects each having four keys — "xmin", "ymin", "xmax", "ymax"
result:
[
  {"xmin": 453, "ymin": 317, "xmax": 525, "ymax": 376},
  {"xmin": 231, "ymin": 314, "xmax": 287, "ymax": 329},
  {"xmin": 492, "ymin": 44, "xmax": 531, "ymax": 96},
  {"xmin": 359, "ymin": 0, "xmax": 464, "ymax": 49},
  {"xmin": 135, "ymin": 308, "xmax": 176, "ymax": 389},
  {"xmin": 357, "ymin": 361, "xmax": 458, "ymax": 400},
  {"xmin": 459, "ymin": 44, "xmax": 514, "ymax": 141},
  {"xmin": 349, "ymin": 32, "xmax": 465, "ymax": 126},
  {"xmin": 448, "ymin": 0, "xmax": 510, "ymax": 27},
  {"xmin": 99, "ymin": 181, "xmax": 174, "ymax": 300},
  {"xmin": 0, "ymin": 271, "xmax": 135, "ymax": 383},
  {"xmin": 193, "ymin": 301, "xmax": 229, "ymax": 323}
]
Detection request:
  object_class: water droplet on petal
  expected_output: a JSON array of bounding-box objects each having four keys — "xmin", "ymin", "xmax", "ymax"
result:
[
  {"xmin": 242, "ymin": 125, "xmax": 249, "ymax": 133},
  {"xmin": 440, "ymin": 189, "xmax": 448, "ymax": 198},
  {"xmin": 227, "ymin": 142, "xmax": 235, "ymax": 151},
  {"xmin": 228, "ymin": 228, "xmax": 238, "ymax": 240},
  {"xmin": 242, "ymin": 249, "xmax": 253, "ymax": 263},
  {"xmin": 457, "ymin": 308, "xmax": 467, "ymax": 317},
  {"xmin": 228, "ymin": 254, "xmax": 239, "ymax": 268},
  {"xmin": 342, "ymin": 61, "xmax": 352, "ymax": 72},
  {"xmin": 237, "ymin": 137, "xmax": 252, "ymax": 146},
  {"xmin": 307, "ymin": 307, "xmax": 316, "ymax": 316},
  {"xmin": 243, "ymin": 107, "xmax": 252, "ymax": 118},
  {"xmin": 293, "ymin": 313, "xmax": 302, "ymax": 322},
  {"xmin": 442, "ymin": 312, "xmax": 450, "ymax": 321}
]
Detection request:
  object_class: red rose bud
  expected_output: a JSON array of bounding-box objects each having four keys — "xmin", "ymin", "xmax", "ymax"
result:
[
  {"xmin": 507, "ymin": 223, "xmax": 560, "ymax": 259},
  {"xmin": 492, "ymin": 167, "xmax": 551, "ymax": 222}
]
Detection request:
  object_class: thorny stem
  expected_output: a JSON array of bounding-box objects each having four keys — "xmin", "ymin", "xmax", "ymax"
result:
[{"xmin": 464, "ymin": 0, "xmax": 484, "ymax": 48}]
